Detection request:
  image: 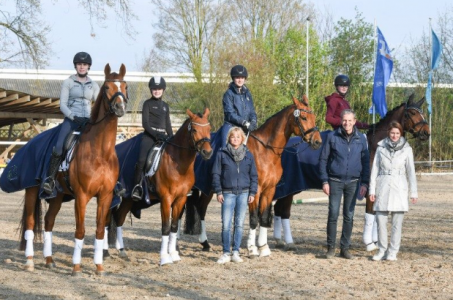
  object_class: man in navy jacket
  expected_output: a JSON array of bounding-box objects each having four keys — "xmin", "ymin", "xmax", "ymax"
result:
[{"xmin": 319, "ymin": 109, "xmax": 370, "ymax": 259}]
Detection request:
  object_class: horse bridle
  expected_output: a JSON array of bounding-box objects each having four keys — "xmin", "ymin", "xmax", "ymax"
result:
[
  {"xmin": 91, "ymin": 79, "xmax": 128, "ymax": 125},
  {"xmin": 404, "ymin": 106, "xmax": 428, "ymax": 138},
  {"xmin": 293, "ymin": 107, "xmax": 319, "ymax": 139},
  {"xmin": 188, "ymin": 121, "xmax": 211, "ymax": 152}
]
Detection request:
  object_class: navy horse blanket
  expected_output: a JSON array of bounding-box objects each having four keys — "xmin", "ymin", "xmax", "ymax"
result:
[
  {"xmin": 0, "ymin": 125, "xmax": 69, "ymax": 200},
  {"xmin": 113, "ymin": 132, "xmax": 161, "ymax": 219},
  {"xmin": 193, "ymin": 128, "xmax": 331, "ymax": 199}
]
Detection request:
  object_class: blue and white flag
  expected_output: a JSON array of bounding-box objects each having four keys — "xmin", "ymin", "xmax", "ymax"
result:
[
  {"xmin": 425, "ymin": 30, "xmax": 443, "ymax": 114},
  {"xmin": 371, "ymin": 27, "xmax": 393, "ymax": 117}
]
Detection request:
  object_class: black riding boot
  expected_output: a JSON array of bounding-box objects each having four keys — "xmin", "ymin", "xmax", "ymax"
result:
[
  {"xmin": 131, "ymin": 164, "xmax": 143, "ymax": 201},
  {"xmin": 42, "ymin": 151, "xmax": 62, "ymax": 195}
]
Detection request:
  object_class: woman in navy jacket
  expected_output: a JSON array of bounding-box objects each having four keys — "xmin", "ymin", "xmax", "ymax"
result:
[{"xmin": 212, "ymin": 127, "xmax": 258, "ymax": 264}]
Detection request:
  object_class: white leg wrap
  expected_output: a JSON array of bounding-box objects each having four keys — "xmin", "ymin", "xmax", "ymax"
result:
[
  {"xmin": 247, "ymin": 229, "xmax": 256, "ymax": 248},
  {"xmin": 273, "ymin": 216, "xmax": 282, "ymax": 239},
  {"xmin": 160, "ymin": 235, "xmax": 169, "ymax": 256},
  {"xmin": 258, "ymin": 226, "xmax": 268, "ymax": 247},
  {"xmin": 72, "ymin": 238, "xmax": 84, "ymax": 265},
  {"xmin": 43, "ymin": 231, "xmax": 53, "ymax": 258},
  {"xmin": 24, "ymin": 230, "xmax": 34, "ymax": 258},
  {"xmin": 363, "ymin": 213, "xmax": 375, "ymax": 245},
  {"xmin": 372, "ymin": 218, "xmax": 378, "ymax": 242},
  {"xmin": 169, "ymin": 232, "xmax": 177, "ymax": 254},
  {"xmin": 94, "ymin": 239, "xmax": 103, "ymax": 265},
  {"xmin": 199, "ymin": 220, "xmax": 207, "ymax": 243},
  {"xmin": 282, "ymin": 219, "xmax": 294, "ymax": 244},
  {"xmin": 116, "ymin": 226, "xmax": 124, "ymax": 250},
  {"xmin": 103, "ymin": 227, "xmax": 109, "ymax": 250}
]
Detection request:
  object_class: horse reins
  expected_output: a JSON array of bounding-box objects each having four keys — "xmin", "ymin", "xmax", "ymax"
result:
[{"xmin": 250, "ymin": 107, "xmax": 319, "ymax": 153}]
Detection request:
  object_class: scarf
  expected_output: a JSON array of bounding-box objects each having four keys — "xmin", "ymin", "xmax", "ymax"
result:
[
  {"xmin": 227, "ymin": 144, "xmax": 247, "ymax": 162},
  {"xmin": 384, "ymin": 136, "xmax": 406, "ymax": 156}
]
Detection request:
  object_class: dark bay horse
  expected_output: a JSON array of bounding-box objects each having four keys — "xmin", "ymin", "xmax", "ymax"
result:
[
  {"xmin": 186, "ymin": 96, "xmax": 322, "ymax": 257},
  {"xmin": 273, "ymin": 95, "xmax": 430, "ymax": 250},
  {"xmin": 20, "ymin": 64, "xmax": 127, "ymax": 275},
  {"xmin": 107, "ymin": 108, "xmax": 212, "ymax": 266}
]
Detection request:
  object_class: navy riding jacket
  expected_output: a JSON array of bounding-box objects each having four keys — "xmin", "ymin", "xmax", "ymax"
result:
[
  {"xmin": 212, "ymin": 147, "xmax": 258, "ymax": 196},
  {"xmin": 223, "ymin": 83, "xmax": 258, "ymax": 129},
  {"xmin": 319, "ymin": 126, "xmax": 370, "ymax": 186}
]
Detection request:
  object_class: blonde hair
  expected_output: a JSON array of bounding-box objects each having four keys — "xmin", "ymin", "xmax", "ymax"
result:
[{"xmin": 226, "ymin": 127, "xmax": 246, "ymax": 144}]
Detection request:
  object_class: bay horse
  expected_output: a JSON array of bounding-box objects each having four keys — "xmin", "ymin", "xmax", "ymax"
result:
[
  {"xmin": 20, "ymin": 64, "xmax": 127, "ymax": 275},
  {"xmin": 186, "ymin": 96, "xmax": 322, "ymax": 258},
  {"xmin": 106, "ymin": 108, "xmax": 212, "ymax": 266},
  {"xmin": 273, "ymin": 94, "xmax": 430, "ymax": 251}
]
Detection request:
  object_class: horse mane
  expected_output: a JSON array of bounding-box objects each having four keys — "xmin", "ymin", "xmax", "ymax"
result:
[
  {"xmin": 259, "ymin": 104, "xmax": 293, "ymax": 128},
  {"xmin": 367, "ymin": 102, "xmax": 405, "ymax": 134}
]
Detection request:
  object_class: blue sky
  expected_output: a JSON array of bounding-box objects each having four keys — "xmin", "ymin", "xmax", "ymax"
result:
[{"xmin": 22, "ymin": 1, "xmax": 453, "ymax": 71}]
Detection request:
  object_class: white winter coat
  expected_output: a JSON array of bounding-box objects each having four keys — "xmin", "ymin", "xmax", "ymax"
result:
[{"xmin": 369, "ymin": 138, "xmax": 418, "ymax": 212}]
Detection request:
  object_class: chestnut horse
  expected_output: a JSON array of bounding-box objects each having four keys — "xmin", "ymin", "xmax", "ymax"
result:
[
  {"xmin": 20, "ymin": 64, "xmax": 127, "ymax": 275},
  {"xmin": 273, "ymin": 95, "xmax": 430, "ymax": 250},
  {"xmin": 186, "ymin": 96, "xmax": 322, "ymax": 257},
  {"xmin": 107, "ymin": 108, "xmax": 212, "ymax": 266}
]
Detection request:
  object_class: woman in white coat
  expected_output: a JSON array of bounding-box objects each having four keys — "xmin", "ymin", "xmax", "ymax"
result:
[{"xmin": 369, "ymin": 121, "xmax": 418, "ymax": 261}]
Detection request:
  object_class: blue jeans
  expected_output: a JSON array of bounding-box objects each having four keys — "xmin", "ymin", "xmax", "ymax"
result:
[
  {"xmin": 327, "ymin": 180, "xmax": 359, "ymax": 250},
  {"xmin": 221, "ymin": 192, "xmax": 248, "ymax": 253}
]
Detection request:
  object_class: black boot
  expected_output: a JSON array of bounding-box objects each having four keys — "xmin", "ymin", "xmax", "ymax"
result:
[
  {"xmin": 131, "ymin": 164, "xmax": 143, "ymax": 201},
  {"xmin": 42, "ymin": 151, "xmax": 62, "ymax": 195}
]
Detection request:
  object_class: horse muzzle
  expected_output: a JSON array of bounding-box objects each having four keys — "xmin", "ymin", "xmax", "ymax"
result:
[{"xmin": 200, "ymin": 149, "xmax": 213, "ymax": 160}]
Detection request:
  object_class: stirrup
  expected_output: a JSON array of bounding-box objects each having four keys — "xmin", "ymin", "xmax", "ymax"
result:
[
  {"xmin": 42, "ymin": 177, "xmax": 55, "ymax": 195},
  {"xmin": 131, "ymin": 185, "xmax": 143, "ymax": 201}
]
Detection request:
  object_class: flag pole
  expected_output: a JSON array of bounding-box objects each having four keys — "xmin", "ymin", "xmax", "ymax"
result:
[
  {"xmin": 372, "ymin": 20, "xmax": 377, "ymax": 124},
  {"xmin": 428, "ymin": 18, "xmax": 433, "ymax": 167},
  {"xmin": 306, "ymin": 17, "xmax": 310, "ymax": 99}
]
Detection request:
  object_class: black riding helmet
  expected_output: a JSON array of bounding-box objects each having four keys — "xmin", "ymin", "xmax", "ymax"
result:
[
  {"xmin": 73, "ymin": 52, "xmax": 92, "ymax": 66},
  {"xmin": 149, "ymin": 76, "xmax": 166, "ymax": 90},
  {"xmin": 230, "ymin": 65, "xmax": 248, "ymax": 79},
  {"xmin": 334, "ymin": 74, "xmax": 350, "ymax": 87}
]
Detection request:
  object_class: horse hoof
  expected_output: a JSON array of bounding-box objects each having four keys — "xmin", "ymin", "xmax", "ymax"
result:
[
  {"xmin": 160, "ymin": 254, "xmax": 173, "ymax": 266},
  {"xmin": 170, "ymin": 251, "xmax": 181, "ymax": 262},
  {"xmin": 259, "ymin": 244, "xmax": 271, "ymax": 257},
  {"xmin": 45, "ymin": 262, "xmax": 56, "ymax": 269},
  {"xmin": 24, "ymin": 260, "xmax": 34, "ymax": 272},
  {"xmin": 274, "ymin": 238, "xmax": 285, "ymax": 249},
  {"xmin": 200, "ymin": 240, "xmax": 211, "ymax": 252},
  {"xmin": 284, "ymin": 243, "xmax": 297, "ymax": 251},
  {"xmin": 118, "ymin": 249, "xmax": 130, "ymax": 261},
  {"xmin": 248, "ymin": 245, "xmax": 259, "ymax": 258},
  {"xmin": 103, "ymin": 250, "xmax": 111, "ymax": 259}
]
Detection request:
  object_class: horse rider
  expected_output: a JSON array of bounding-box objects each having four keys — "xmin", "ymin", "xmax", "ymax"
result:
[
  {"xmin": 220, "ymin": 65, "xmax": 258, "ymax": 147},
  {"xmin": 42, "ymin": 52, "xmax": 100, "ymax": 195},
  {"xmin": 325, "ymin": 74, "xmax": 369, "ymax": 130},
  {"xmin": 131, "ymin": 76, "xmax": 173, "ymax": 201}
]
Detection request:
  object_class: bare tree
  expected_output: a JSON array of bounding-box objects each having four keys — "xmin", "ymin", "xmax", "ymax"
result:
[{"xmin": 151, "ymin": 0, "xmax": 228, "ymax": 83}]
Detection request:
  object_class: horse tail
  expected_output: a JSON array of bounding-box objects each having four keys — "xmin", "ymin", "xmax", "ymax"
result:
[
  {"xmin": 19, "ymin": 193, "xmax": 42, "ymax": 251},
  {"xmin": 184, "ymin": 188, "xmax": 201, "ymax": 235}
]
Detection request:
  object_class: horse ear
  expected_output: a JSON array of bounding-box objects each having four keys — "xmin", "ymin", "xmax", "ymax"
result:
[
  {"xmin": 104, "ymin": 64, "xmax": 111, "ymax": 77},
  {"xmin": 119, "ymin": 64, "xmax": 126, "ymax": 78},
  {"xmin": 302, "ymin": 94, "xmax": 309, "ymax": 105},
  {"xmin": 407, "ymin": 93, "xmax": 415, "ymax": 106},
  {"xmin": 186, "ymin": 108, "xmax": 195, "ymax": 119},
  {"xmin": 203, "ymin": 107, "xmax": 210, "ymax": 117},
  {"xmin": 292, "ymin": 96, "xmax": 300, "ymax": 106},
  {"xmin": 415, "ymin": 97, "xmax": 425, "ymax": 108}
]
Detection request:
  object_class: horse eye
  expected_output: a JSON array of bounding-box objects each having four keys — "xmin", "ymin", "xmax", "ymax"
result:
[{"xmin": 104, "ymin": 86, "xmax": 110, "ymax": 90}]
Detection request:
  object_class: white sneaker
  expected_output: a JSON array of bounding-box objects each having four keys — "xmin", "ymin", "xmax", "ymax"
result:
[
  {"xmin": 366, "ymin": 242, "xmax": 378, "ymax": 252},
  {"xmin": 372, "ymin": 251, "xmax": 386, "ymax": 261},
  {"xmin": 217, "ymin": 253, "xmax": 231, "ymax": 264},
  {"xmin": 386, "ymin": 253, "xmax": 397, "ymax": 261},
  {"xmin": 231, "ymin": 251, "xmax": 243, "ymax": 263}
]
